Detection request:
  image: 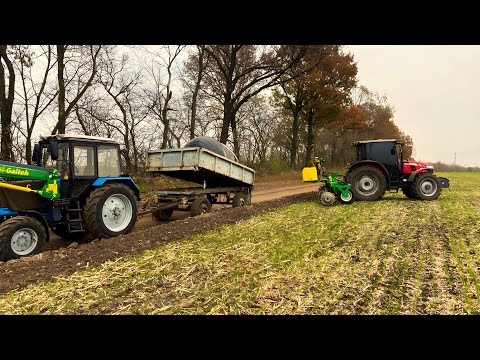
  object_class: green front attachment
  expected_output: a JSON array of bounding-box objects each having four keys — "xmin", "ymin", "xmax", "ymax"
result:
[
  {"xmin": 319, "ymin": 172, "xmax": 351, "ymax": 198},
  {"xmin": 0, "ymin": 162, "xmax": 60, "ymax": 199}
]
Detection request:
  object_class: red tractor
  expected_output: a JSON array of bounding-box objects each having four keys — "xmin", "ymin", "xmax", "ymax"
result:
[{"xmin": 344, "ymin": 139, "xmax": 450, "ymax": 201}]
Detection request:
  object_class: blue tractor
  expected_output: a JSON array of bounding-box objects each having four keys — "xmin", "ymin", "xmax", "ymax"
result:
[{"xmin": 0, "ymin": 134, "xmax": 139, "ymax": 261}]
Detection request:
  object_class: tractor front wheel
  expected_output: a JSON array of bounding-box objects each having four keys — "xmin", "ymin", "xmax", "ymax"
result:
[
  {"xmin": 85, "ymin": 183, "xmax": 137, "ymax": 239},
  {"xmin": 412, "ymin": 173, "xmax": 441, "ymax": 200},
  {"xmin": 346, "ymin": 166, "xmax": 386, "ymax": 201},
  {"xmin": 0, "ymin": 216, "xmax": 46, "ymax": 261}
]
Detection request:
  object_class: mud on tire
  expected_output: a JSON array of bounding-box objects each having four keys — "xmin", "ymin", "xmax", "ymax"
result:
[{"xmin": 84, "ymin": 183, "xmax": 137, "ymax": 239}]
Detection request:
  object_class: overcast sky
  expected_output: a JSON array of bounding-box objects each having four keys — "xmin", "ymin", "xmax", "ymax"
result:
[{"xmin": 346, "ymin": 45, "xmax": 480, "ymax": 167}]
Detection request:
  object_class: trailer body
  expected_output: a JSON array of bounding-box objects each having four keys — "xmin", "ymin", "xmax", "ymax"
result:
[{"xmin": 142, "ymin": 147, "xmax": 255, "ymax": 219}]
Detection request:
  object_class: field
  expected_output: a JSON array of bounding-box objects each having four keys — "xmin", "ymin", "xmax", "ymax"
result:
[{"xmin": 0, "ymin": 172, "xmax": 479, "ymax": 314}]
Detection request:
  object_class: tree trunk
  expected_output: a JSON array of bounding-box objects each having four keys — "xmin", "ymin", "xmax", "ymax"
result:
[
  {"xmin": 289, "ymin": 111, "xmax": 300, "ymax": 168},
  {"xmin": 190, "ymin": 46, "xmax": 206, "ymax": 140},
  {"xmin": 305, "ymin": 110, "xmax": 314, "ymax": 167},
  {"xmin": 221, "ymin": 93, "xmax": 234, "ymax": 144},
  {"xmin": 230, "ymin": 115, "xmax": 240, "ymax": 158},
  {"xmin": 57, "ymin": 45, "xmax": 66, "ymax": 134},
  {"xmin": 26, "ymin": 132, "xmax": 32, "ymax": 164},
  {"xmin": 0, "ymin": 45, "xmax": 15, "ymax": 161}
]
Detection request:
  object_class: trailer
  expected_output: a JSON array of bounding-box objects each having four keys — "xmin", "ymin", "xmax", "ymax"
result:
[{"xmin": 142, "ymin": 146, "xmax": 255, "ymax": 220}]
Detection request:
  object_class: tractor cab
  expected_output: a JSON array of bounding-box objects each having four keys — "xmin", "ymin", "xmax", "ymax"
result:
[
  {"xmin": 352, "ymin": 139, "xmax": 404, "ymax": 182},
  {"xmin": 32, "ymin": 134, "xmax": 125, "ymax": 199}
]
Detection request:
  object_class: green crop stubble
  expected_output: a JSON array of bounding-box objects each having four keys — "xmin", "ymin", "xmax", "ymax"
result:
[
  {"xmin": 437, "ymin": 173, "xmax": 480, "ymax": 313},
  {"xmin": 0, "ymin": 172, "xmax": 479, "ymax": 315}
]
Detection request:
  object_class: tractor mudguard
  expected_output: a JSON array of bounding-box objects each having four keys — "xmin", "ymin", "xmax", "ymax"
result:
[{"xmin": 92, "ymin": 177, "xmax": 140, "ymax": 199}]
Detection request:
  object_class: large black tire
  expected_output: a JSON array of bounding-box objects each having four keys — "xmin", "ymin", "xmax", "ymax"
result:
[
  {"xmin": 51, "ymin": 225, "xmax": 89, "ymax": 242},
  {"xmin": 190, "ymin": 197, "xmax": 212, "ymax": 216},
  {"xmin": 84, "ymin": 183, "xmax": 137, "ymax": 239},
  {"xmin": 153, "ymin": 207, "xmax": 174, "ymax": 221},
  {"xmin": 0, "ymin": 216, "xmax": 46, "ymax": 261},
  {"xmin": 402, "ymin": 186, "xmax": 417, "ymax": 199},
  {"xmin": 411, "ymin": 173, "xmax": 442, "ymax": 200},
  {"xmin": 346, "ymin": 166, "xmax": 387, "ymax": 201},
  {"xmin": 232, "ymin": 193, "xmax": 248, "ymax": 207}
]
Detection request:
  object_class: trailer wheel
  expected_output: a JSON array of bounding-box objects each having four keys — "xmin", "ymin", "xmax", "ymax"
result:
[
  {"xmin": 412, "ymin": 173, "xmax": 441, "ymax": 200},
  {"xmin": 232, "ymin": 193, "xmax": 248, "ymax": 207},
  {"xmin": 0, "ymin": 216, "xmax": 46, "ymax": 261},
  {"xmin": 153, "ymin": 208, "xmax": 174, "ymax": 221},
  {"xmin": 85, "ymin": 183, "xmax": 137, "ymax": 238},
  {"xmin": 190, "ymin": 197, "xmax": 212, "ymax": 216}
]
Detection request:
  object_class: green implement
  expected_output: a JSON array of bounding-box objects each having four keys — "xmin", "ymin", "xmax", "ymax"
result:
[{"xmin": 0, "ymin": 161, "xmax": 59, "ymax": 199}]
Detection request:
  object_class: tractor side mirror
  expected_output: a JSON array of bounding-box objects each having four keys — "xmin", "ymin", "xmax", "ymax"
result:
[
  {"xmin": 49, "ymin": 140, "xmax": 59, "ymax": 160},
  {"xmin": 32, "ymin": 143, "xmax": 41, "ymax": 164}
]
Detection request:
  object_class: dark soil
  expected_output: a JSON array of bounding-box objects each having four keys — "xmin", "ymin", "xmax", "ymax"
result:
[{"xmin": 0, "ymin": 192, "xmax": 314, "ymax": 295}]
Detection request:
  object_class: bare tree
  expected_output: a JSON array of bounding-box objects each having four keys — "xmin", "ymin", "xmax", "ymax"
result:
[
  {"xmin": 54, "ymin": 45, "xmax": 103, "ymax": 134},
  {"xmin": 0, "ymin": 45, "xmax": 15, "ymax": 160},
  {"xmin": 201, "ymin": 45, "xmax": 308, "ymax": 156},
  {"xmin": 13, "ymin": 45, "xmax": 58, "ymax": 163},
  {"xmin": 182, "ymin": 45, "xmax": 211, "ymax": 139},
  {"xmin": 141, "ymin": 45, "xmax": 186, "ymax": 148},
  {"xmin": 98, "ymin": 49, "xmax": 149, "ymax": 173}
]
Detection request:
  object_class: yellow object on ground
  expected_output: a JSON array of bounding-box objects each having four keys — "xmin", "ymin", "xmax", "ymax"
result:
[{"xmin": 302, "ymin": 167, "xmax": 318, "ymax": 182}]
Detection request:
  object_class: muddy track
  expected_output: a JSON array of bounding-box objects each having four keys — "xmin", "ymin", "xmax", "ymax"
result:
[{"xmin": 0, "ymin": 192, "xmax": 316, "ymax": 294}]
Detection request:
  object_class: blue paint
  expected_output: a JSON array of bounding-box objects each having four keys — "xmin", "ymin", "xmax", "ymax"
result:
[
  {"xmin": 91, "ymin": 177, "xmax": 140, "ymax": 197},
  {"xmin": 0, "ymin": 207, "xmax": 18, "ymax": 216}
]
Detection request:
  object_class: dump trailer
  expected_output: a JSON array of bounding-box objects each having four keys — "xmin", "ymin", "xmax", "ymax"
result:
[{"xmin": 144, "ymin": 146, "xmax": 255, "ymax": 220}]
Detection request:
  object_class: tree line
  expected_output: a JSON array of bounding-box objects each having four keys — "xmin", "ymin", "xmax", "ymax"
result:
[{"xmin": 0, "ymin": 45, "xmax": 414, "ymax": 174}]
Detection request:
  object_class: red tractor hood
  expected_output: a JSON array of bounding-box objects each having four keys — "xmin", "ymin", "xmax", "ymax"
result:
[{"xmin": 402, "ymin": 159, "xmax": 434, "ymax": 173}]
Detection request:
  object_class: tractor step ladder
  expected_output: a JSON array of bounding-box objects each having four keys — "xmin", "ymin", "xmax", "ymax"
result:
[{"xmin": 67, "ymin": 201, "xmax": 85, "ymax": 233}]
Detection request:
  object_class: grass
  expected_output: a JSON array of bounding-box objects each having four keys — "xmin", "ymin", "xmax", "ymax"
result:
[{"xmin": 0, "ymin": 172, "xmax": 479, "ymax": 314}]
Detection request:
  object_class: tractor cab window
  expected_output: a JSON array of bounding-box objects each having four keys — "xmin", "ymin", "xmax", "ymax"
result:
[
  {"xmin": 41, "ymin": 146, "xmax": 56, "ymax": 169},
  {"xmin": 74, "ymin": 145, "xmax": 95, "ymax": 177},
  {"xmin": 41, "ymin": 143, "xmax": 69, "ymax": 178},
  {"xmin": 98, "ymin": 145, "xmax": 121, "ymax": 177}
]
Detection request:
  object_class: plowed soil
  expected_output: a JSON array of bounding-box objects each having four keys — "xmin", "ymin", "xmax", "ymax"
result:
[{"xmin": 0, "ymin": 177, "xmax": 319, "ymax": 294}]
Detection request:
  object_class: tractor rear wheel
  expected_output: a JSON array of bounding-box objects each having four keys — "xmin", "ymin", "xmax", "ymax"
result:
[
  {"xmin": 412, "ymin": 173, "xmax": 441, "ymax": 200},
  {"xmin": 346, "ymin": 166, "xmax": 386, "ymax": 201},
  {"xmin": 85, "ymin": 183, "xmax": 137, "ymax": 239},
  {"xmin": 0, "ymin": 216, "xmax": 46, "ymax": 261}
]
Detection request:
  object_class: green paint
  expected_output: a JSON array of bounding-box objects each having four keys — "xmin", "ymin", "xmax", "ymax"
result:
[{"xmin": 0, "ymin": 163, "xmax": 59, "ymax": 199}]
